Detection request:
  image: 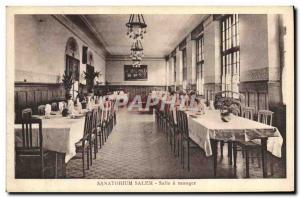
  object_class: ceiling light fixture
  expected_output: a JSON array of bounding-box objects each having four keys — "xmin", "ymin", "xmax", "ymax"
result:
[{"xmin": 126, "ymin": 14, "xmax": 147, "ymax": 40}]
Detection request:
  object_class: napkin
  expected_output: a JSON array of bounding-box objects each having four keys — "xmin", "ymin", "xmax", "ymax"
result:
[
  {"xmin": 68, "ymin": 100, "xmax": 74, "ymax": 112},
  {"xmin": 76, "ymin": 99, "xmax": 82, "ymax": 112},
  {"xmin": 58, "ymin": 101, "xmax": 65, "ymax": 113},
  {"xmin": 45, "ymin": 104, "xmax": 51, "ymax": 116}
]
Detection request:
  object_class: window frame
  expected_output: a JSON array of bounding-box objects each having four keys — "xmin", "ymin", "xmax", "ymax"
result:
[{"xmin": 220, "ymin": 14, "xmax": 240, "ymax": 93}]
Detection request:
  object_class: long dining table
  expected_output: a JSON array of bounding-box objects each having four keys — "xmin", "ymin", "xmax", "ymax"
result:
[
  {"xmin": 14, "ymin": 101, "xmax": 111, "ymax": 177},
  {"xmin": 15, "ymin": 112, "xmax": 86, "ymax": 177},
  {"xmin": 186, "ymin": 110, "xmax": 283, "ymax": 177}
]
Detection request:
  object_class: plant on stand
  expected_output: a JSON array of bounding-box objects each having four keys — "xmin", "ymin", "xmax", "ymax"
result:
[
  {"xmin": 62, "ymin": 70, "xmax": 74, "ymax": 100},
  {"xmin": 83, "ymin": 70, "xmax": 102, "ymax": 94}
]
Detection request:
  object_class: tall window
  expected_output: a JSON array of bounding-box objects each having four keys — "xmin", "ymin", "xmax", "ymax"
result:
[
  {"xmin": 182, "ymin": 48, "xmax": 187, "ymax": 89},
  {"xmin": 221, "ymin": 14, "xmax": 240, "ymax": 94},
  {"xmin": 196, "ymin": 35, "xmax": 204, "ymax": 95}
]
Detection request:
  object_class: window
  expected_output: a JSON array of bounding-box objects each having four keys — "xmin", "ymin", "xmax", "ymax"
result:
[
  {"xmin": 221, "ymin": 14, "xmax": 240, "ymax": 94},
  {"xmin": 196, "ymin": 35, "xmax": 204, "ymax": 95},
  {"xmin": 182, "ymin": 48, "xmax": 187, "ymax": 88}
]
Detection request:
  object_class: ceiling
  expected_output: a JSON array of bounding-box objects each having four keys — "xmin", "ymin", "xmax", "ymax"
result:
[{"xmin": 84, "ymin": 14, "xmax": 205, "ymax": 57}]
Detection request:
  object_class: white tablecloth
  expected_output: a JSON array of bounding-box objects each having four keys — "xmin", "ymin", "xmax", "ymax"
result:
[
  {"xmin": 15, "ymin": 114, "xmax": 85, "ymax": 163},
  {"xmin": 188, "ymin": 110, "xmax": 283, "ymax": 158}
]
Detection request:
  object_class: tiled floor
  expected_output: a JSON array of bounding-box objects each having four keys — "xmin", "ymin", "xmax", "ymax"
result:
[{"xmin": 66, "ymin": 108, "xmax": 286, "ymax": 179}]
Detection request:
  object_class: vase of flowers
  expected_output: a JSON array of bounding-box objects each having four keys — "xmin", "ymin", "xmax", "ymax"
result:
[{"xmin": 219, "ymin": 98, "xmax": 241, "ymax": 122}]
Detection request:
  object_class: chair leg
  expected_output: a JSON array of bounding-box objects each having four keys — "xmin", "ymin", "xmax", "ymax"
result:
[
  {"xmin": 86, "ymin": 147, "xmax": 89, "ymax": 170},
  {"xmin": 187, "ymin": 139, "xmax": 190, "ymax": 171},
  {"xmin": 90, "ymin": 146, "xmax": 93, "ymax": 166},
  {"xmin": 228, "ymin": 141, "xmax": 232, "ymax": 165},
  {"xmin": 94, "ymin": 141, "xmax": 97, "ymax": 159},
  {"xmin": 233, "ymin": 142, "xmax": 237, "ymax": 168},
  {"xmin": 82, "ymin": 149, "xmax": 85, "ymax": 177},
  {"xmin": 55, "ymin": 152, "xmax": 58, "ymax": 178},
  {"xmin": 270, "ymin": 155, "xmax": 274, "ymax": 176},
  {"xmin": 173, "ymin": 128, "xmax": 176, "ymax": 155},
  {"xmin": 177, "ymin": 133, "xmax": 180, "ymax": 157},
  {"xmin": 182, "ymin": 140, "xmax": 185, "ymax": 169},
  {"xmin": 220, "ymin": 141, "xmax": 224, "ymax": 157},
  {"xmin": 245, "ymin": 148, "xmax": 250, "ymax": 178}
]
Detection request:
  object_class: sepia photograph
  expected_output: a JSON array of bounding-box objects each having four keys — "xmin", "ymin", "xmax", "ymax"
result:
[{"xmin": 6, "ymin": 6, "xmax": 294, "ymax": 192}]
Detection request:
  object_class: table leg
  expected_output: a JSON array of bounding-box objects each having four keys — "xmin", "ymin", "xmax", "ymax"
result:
[
  {"xmin": 228, "ymin": 141, "xmax": 232, "ymax": 165},
  {"xmin": 233, "ymin": 142, "xmax": 237, "ymax": 168},
  {"xmin": 62, "ymin": 153, "xmax": 66, "ymax": 178},
  {"xmin": 261, "ymin": 137, "xmax": 268, "ymax": 178},
  {"xmin": 55, "ymin": 152, "xmax": 58, "ymax": 178},
  {"xmin": 210, "ymin": 139, "xmax": 218, "ymax": 177},
  {"xmin": 245, "ymin": 148, "xmax": 250, "ymax": 178}
]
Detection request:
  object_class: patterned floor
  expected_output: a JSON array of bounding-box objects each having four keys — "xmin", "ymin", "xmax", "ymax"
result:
[{"xmin": 66, "ymin": 108, "xmax": 286, "ymax": 179}]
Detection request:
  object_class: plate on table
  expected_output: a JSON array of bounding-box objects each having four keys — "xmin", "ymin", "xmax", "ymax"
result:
[
  {"xmin": 70, "ymin": 114, "xmax": 85, "ymax": 119},
  {"xmin": 189, "ymin": 114, "xmax": 198, "ymax": 118},
  {"xmin": 50, "ymin": 111, "xmax": 59, "ymax": 115}
]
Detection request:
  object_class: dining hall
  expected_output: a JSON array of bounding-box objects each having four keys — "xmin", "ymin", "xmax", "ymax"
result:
[{"xmin": 13, "ymin": 12, "xmax": 292, "ymax": 179}]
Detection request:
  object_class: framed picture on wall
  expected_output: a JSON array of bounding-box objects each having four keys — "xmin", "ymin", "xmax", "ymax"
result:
[{"xmin": 124, "ymin": 65, "xmax": 148, "ymax": 81}]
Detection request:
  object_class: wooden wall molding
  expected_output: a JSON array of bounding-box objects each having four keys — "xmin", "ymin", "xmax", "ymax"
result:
[
  {"xmin": 14, "ymin": 83, "xmax": 65, "ymax": 118},
  {"xmin": 241, "ymin": 67, "xmax": 269, "ymax": 82}
]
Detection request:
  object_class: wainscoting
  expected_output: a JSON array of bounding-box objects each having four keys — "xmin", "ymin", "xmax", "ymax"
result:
[
  {"xmin": 14, "ymin": 82, "xmax": 65, "ymax": 119},
  {"xmin": 239, "ymin": 81, "xmax": 286, "ymax": 156}
]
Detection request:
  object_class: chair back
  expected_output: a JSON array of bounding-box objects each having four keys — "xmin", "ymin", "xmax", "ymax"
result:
[
  {"xmin": 37, "ymin": 105, "xmax": 46, "ymax": 115},
  {"xmin": 258, "ymin": 110, "xmax": 274, "ymax": 126},
  {"xmin": 242, "ymin": 106, "xmax": 255, "ymax": 120},
  {"xmin": 21, "ymin": 108, "xmax": 33, "ymax": 120},
  {"xmin": 176, "ymin": 110, "xmax": 188, "ymax": 136},
  {"xmin": 97, "ymin": 106, "xmax": 103, "ymax": 127},
  {"xmin": 91, "ymin": 108, "xmax": 99, "ymax": 133},
  {"xmin": 15, "ymin": 117, "xmax": 43, "ymax": 153},
  {"xmin": 83, "ymin": 111, "xmax": 93, "ymax": 137}
]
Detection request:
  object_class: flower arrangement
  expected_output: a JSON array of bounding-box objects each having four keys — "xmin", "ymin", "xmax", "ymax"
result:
[{"xmin": 214, "ymin": 95, "xmax": 241, "ymax": 122}]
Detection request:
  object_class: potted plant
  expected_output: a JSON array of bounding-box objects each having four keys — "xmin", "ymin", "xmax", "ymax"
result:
[
  {"xmin": 62, "ymin": 70, "xmax": 74, "ymax": 100},
  {"xmin": 83, "ymin": 70, "xmax": 102, "ymax": 93}
]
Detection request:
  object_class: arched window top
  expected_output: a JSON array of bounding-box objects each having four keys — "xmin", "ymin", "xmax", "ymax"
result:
[{"xmin": 65, "ymin": 37, "xmax": 79, "ymax": 59}]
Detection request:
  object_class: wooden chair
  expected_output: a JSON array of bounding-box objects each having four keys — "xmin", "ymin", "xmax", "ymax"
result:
[
  {"xmin": 15, "ymin": 116, "xmax": 52, "ymax": 178},
  {"xmin": 258, "ymin": 110, "xmax": 273, "ymax": 125},
  {"xmin": 164, "ymin": 103, "xmax": 174, "ymax": 147},
  {"xmin": 168, "ymin": 105, "xmax": 180, "ymax": 156},
  {"xmin": 235, "ymin": 109, "xmax": 275, "ymax": 178},
  {"xmin": 96, "ymin": 106, "xmax": 104, "ymax": 148},
  {"xmin": 91, "ymin": 108, "xmax": 99, "ymax": 159},
  {"xmin": 21, "ymin": 108, "xmax": 33, "ymax": 119},
  {"xmin": 74, "ymin": 111, "xmax": 93, "ymax": 177},
  {"xmin": 176, "ymin": 110, "xmax": 192, "ymax": 171},
  {"xmin": 242, "ymin": 106, "xmax": 255, "ymax": 120}
]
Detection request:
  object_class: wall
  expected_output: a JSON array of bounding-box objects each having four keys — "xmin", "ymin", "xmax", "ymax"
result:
[
  {"xmin": 105, "ymin": 58, "xmax": 167, "ymax": 86},
  {"xmin": 239, "ymin": 14, "xmax": 269, "ymax": 82},
  {"xmin": 203, "ymin": 17, "xmax": 222, "ymax": 99},
  {"xmin": 15, "ymin": 15, "xmax": 106, "ymax": 84}
]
